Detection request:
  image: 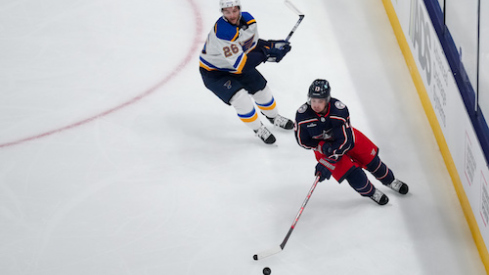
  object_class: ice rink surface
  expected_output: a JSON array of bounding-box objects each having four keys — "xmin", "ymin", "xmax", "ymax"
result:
[{"xmin": 0, "ymin": 0, "xmax": 486, "ymax": 274}]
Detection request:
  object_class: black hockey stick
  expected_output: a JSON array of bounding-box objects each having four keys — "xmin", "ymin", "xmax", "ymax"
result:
[
  {"xmin": 253, "ymin": 175, "xmax": 321, "ymax": 261},
  {"xmin": 284, "ymin": 0, "xmax": 305, "ymax": 42}
]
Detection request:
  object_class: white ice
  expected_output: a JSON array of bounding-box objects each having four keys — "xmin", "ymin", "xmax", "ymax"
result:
[{"xmin": 0, "ymin": 0, "xmax": 486, "ymax": 274}]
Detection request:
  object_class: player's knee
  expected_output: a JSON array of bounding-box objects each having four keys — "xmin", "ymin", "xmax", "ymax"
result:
[
  {"xmin": 366, "ymin": 155, "xmax": 381, "ymax": 173},
  {"xmin": 252, "ymin": 85, "xmax": 273, "ymax": 103},
  {"xmin": 230, "ymin": 89, "xmax": 253, "ymax": 113},
  {"xmin": 345, "ymin": 168, "xmax": 367, "ymax": 188}
]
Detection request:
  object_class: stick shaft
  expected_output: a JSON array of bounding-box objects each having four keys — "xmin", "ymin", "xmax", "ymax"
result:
[
  {"xmin": 284, "ymin": 0, "xmax": 305, "ymax": 42},
  {"xmin": 285, "ymin": 15, "xmax": 305, "ymax": 42},
  {"xmin": 254, "ymin": 176, "xmax": 320, "ymax": 260},
  {"xmin": 280, "ymin": 175, "xmax": 320, "ymax": 249}
]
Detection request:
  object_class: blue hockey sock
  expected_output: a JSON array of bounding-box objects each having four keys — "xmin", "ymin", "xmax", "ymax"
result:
[
  {"xmin": 345, "ymin": 168, "xmax": 375, "ymax": 197},
  {"xmin": 366, "ymin": 156, "xmax": 394, "ymax": 186}
]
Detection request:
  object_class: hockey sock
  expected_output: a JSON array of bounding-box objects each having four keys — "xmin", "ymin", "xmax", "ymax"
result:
[
  {"xmin": 237, "ymin": 108, "xmax": 262, "ymax": 130},
  {"xmin": 252, "ymin": 86, "xmax": 279, "ymax": 118},
  {"xmin": 230, "ymin": 89, "xmax": 262, "ymax": 131},
  {"xmin": 255, "ymin": 97, "xmax": 278, "ymax": 118},
  {"xmin": 345, "ymin": 168, "xmax": 375, "ymax": 197},
  {"xmin": 365, "ymin": 155, "xmax": 395, "ymax": 186}
]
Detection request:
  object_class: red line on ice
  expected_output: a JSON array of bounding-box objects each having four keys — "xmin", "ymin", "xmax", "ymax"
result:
[{"xmin": 0, "ymin": 0, "xmax": 203, "ymax": 149}]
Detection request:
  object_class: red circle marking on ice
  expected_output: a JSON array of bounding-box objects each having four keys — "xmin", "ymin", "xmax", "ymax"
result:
[{"xmin": 0, "ymin": 0, "xmax": 203, "ymax": 149}]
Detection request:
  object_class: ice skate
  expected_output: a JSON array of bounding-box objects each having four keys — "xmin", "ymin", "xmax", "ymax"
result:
[
  {"xmin": 369, "ymin": 188, "xmax": 389, "ymax": 205},
  {"xmin": 388, "ymin": 179, "xmax": 409, "ymax": 194},
  {"xmin": 254, "ymin": 124, "xmax": 276, "ymax": 144},
  {"xmin": 267, "ymin": 114, "xmax": 294, "ymax": 130}
]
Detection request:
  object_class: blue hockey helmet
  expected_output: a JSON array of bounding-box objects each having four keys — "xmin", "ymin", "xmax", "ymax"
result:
[{"xmin": 308, "ymin": 79, "xmax": 331, "ymax": 103}]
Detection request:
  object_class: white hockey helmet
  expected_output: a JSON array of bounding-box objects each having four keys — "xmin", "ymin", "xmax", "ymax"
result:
[{"xmin": 220, "ymin": 0, "xmax": 241, "ymax": 10}]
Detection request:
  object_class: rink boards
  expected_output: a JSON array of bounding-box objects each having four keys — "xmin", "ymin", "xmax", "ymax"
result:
[{"xmin": 382, "ymin": 0, "xmax": 489, "ymax": 272}]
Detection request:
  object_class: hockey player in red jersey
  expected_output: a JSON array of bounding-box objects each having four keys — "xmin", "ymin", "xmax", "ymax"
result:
[
  {"xmin": 294, "ymin": 79, "xmax": 409, "ymax": 205},
  {"xmin": 199, "ymin": 0, "xmax": 294, "ymax": 144}
]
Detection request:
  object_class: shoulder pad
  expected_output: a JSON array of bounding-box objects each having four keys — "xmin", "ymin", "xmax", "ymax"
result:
[
  {"xmin": 296, "ymin": 103, "xmax": 316, "ymax": 121},
  {"xmin": 297, "ymin": 103, "xmax": 308, "ymax": 114},
  {"xmin": 329, "ymin": 98, "xmax": 349, "ymax": 116},
  {"xmin": 214, "ymin": 17, "xmax": 239, "ymax": 41},
  {"xmin": 334, "ymin": 100, "xmax": 346, "ymax": 110},
  {"xmin": 241, "ymin": 12, "xmax": 256, "ymax": 25}
]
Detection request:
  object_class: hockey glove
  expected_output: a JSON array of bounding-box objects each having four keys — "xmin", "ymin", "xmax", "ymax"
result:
[
  {"xmin": 315, "ymin": 162, "xmax": 332, "ymax": 182},
  {"xmin": 264, "ymin": 40, "xmax": 291, "ymax": 63},
  {"xmin": 316, "ymin": 141, "xmax": 333, "ymax": 155},
  {"xmin": 316, "ymin": 141, "xmax": 340, "ymax": 163}
]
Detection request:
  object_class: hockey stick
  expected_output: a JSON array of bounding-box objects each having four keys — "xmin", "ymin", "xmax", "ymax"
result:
[
  {"xmin": 253, "ymin": 175, "xmax": 321, "ymax": 261},
  {"xmin": 284, "ymin": 0, "xmax": 305, "ymax": 42}
]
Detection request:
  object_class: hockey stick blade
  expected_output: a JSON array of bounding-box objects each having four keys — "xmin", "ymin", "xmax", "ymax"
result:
[
  {"xmin": 284, "ymin": 0, "xmax": 304, "ymax": 16},
  {"xmin": 253, "ymin": 246, "xmax": 282, "ymax": 261},
  {"xmin": 283, "ymin": 0, "xmax": 305, "ymax": 42}
]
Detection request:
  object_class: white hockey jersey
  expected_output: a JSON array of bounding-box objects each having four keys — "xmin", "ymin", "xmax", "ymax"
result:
[{"xmin": 199, "ymin": 12, "xmax": 260, "ymax": 74}]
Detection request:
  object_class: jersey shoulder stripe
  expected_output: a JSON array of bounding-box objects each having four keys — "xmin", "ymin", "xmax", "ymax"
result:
[
  {"xmin": 214, "ymin": 17, "xmax": 239, "ymax": 41},
  {"xmin": 241, "ymin": 12, "xmax": 256, "ymax": 25}
]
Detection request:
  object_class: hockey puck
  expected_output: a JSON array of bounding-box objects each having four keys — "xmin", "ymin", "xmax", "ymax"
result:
[
  {"xmin": 263, "ymin": 267, "xmax": 271, "ymax": 275},
  {"xmin": 253, "ymin": 254, "xmax": 258, "ymax": 261}
]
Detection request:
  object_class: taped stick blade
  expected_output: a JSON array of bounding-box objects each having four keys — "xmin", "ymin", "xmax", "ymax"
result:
[{"xmin": 253, "ymin": 246, "xmax": 283, "ymax": 261}]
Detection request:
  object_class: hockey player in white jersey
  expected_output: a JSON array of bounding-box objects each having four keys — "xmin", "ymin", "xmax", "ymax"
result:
[{"xmin": 199, "ymin": 0, "xmax": 294, "ymax": 144}]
